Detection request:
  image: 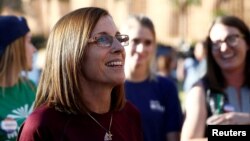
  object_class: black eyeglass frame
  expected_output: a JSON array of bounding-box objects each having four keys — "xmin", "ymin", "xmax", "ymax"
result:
[{"xmin": 211, "ymin": 34, "xmax": 244, "ymax": 51}]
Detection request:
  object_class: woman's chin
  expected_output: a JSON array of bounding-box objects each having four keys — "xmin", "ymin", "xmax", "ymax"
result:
[{"xmin": 112, "ymin": 76, "xmax": 125, "ymax": 85}]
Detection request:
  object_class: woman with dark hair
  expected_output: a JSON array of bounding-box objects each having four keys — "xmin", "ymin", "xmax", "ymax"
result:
[
  {"xmin": 181, "ymin": 15, "xmax": 250, "ymax": 141},
  {"xmin": 17, "ymin": 7, "xmax": 143, "ymax": 141}
]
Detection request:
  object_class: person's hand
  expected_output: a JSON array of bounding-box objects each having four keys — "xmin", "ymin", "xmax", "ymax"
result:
[{"xmin": 206, "ymin": 112, "xmax": 250, "ymax": 125}]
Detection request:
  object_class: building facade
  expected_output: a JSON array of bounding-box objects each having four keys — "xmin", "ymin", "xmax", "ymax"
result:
[{"xmin": 1, "ymin": 0, "xmax": 249, "ymax": 47}]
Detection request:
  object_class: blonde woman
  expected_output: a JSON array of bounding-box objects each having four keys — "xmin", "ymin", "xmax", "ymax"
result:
[
  {"xmin": 122, "ymin": 15, "xmax": 183, "ymax": 141},
  {"xmin": 0, "ymin": 16, "xmax": 36, "ymax": 141},
  {"xmin": 17, "ymin": 7, "xmax": 143, "ymax": 141}
]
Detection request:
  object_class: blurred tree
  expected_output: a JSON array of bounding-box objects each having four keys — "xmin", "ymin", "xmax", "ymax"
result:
[
  {"xmin": 170, "ymin": 0, "xmax": 201, "ymax": 39},
  {"xmin": 212, "ymin": 0, "xmax": 227, "ymax": 16},
  {"xmin": 0, "ymin": 0, "xmax": 23, "ymax": 14}
]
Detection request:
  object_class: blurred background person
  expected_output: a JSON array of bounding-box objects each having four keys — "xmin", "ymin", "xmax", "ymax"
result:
[
  {"xmin": 193, "ymin": 40, "xmax": 207, "ymax": 80},
  {"xmin": 156, "ymin": 44, "xmax": 178, "ymax": 84},
  {"xmin": 181, "ymin": 15, "xmax": 250, "ymax": 141},
  {"xmin": 0, "ymin": 15, "xmax": 36, "ymax": 141},
  {"xmin": 121, "ymin": 14, "xmax": 183, "ymax": 141},
  {"xmin": 17, "ymin": 7, "xmax": 143, "ymax": 141},
  {"xmin": 25, "ymin": 36, "xmax": 47, "ymax": 85},
  {"xmin": 177, "ymin": 40, "xmax": 207, "ymax": 95}
]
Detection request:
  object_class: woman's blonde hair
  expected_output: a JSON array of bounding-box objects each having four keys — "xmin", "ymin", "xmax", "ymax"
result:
[
  {"xmin": 35, "ymin": 7, "xmax": 126, "ymax": 114},
  {"xmin": 0, "ymin": 37, "xmax": 28, "ymax": 85}
]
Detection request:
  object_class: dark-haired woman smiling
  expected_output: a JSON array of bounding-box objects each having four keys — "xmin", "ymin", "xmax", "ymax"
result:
[{"xmin": 181, "ymin": 15, "xmax": 250, "ymax": 141}]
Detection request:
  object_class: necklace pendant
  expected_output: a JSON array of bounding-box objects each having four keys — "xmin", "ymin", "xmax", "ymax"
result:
[{"xmin": 104, "ymin": 131, "xmax": 112, "ymax": 141}]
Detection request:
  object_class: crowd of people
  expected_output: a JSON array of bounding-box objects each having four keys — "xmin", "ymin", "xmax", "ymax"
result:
[{"xmin": 0, "ymin": 6, "xmax": 249, "ymax": 141}]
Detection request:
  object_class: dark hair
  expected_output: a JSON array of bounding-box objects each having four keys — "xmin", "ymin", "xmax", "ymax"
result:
[{"xmin": 205, "ymin": 15, "xmax": 250, "ymax": 91}]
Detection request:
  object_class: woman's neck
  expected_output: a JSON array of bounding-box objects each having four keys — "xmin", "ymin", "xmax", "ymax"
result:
[
  {"xmin": 223, "ymin": 68, "xmax": 244, "ymax": 90},
  {"xmin": 125, "ymin": 64, "xmax": 149, "ymax": 82},
  {"xmin": 0, "ymin": 69, "xmax": 19, "ymax": 87},
  {"xmin": 80, "ymin": 80, "xmax": 112, "ymax": 114}
]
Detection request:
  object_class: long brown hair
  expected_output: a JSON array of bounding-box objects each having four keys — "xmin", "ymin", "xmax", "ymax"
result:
[
  {"xmin": 205, "ymin": 15, "xmax": 250, "ymax": 91},
  {"xmin": 35, "ymin": 7, "xmax": 126, "ymax": 114}
]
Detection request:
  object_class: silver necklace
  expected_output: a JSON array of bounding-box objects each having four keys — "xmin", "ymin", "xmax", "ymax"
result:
[{"xmin": 86, "ymin": 112, "xmax": 113, "ymax": 141}]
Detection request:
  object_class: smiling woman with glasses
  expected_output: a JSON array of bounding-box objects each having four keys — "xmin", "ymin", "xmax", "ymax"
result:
[
  {"xmin": 17, "ymin": 7, "xmax": 143, "ymax": 141},
  {"xmin": 181, "ymin": 15, "xmax": 250, "ymax": 141}
]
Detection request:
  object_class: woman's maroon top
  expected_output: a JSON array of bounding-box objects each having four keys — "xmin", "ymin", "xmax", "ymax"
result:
[{"xmin": 17, "ymin": 101, "xmax": 143, "ymax": 141}]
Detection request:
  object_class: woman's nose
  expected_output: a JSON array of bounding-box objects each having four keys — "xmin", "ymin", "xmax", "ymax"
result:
[
  {"xmin": 220, "ymin": 42, "xmax": 230, "ymax": 52},
  {"xmin": 111, "ymin": 39, "xmax": 124, "ymax": 53},
  {"xmin": 135, "ymin": 43, "xmax": 144, "ymax": 53}
]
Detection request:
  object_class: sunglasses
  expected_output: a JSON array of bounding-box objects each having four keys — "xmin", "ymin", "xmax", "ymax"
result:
[
  {"xmin": 132, "ymin": 38, "xmax": 153, "ymax": 46},
  {"xmin": 88, "ymin": 34, "xmax": 129, "ymax": 47},
  {"xmin": 211, "ymin": 34, "xmax": 244, "ymax": 51}
]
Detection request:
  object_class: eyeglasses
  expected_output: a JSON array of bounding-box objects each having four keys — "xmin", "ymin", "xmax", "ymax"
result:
[
  {"xmin": 88, "ymin": 34, "xmax": 129, "ymax": 47},
  {"xmin": 132, "ymin": 38, "xmax": 153, "ymax": 46},
  {"xmin": 211, "ymin": 34, "xmax": 244, "ymax": 51}
]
